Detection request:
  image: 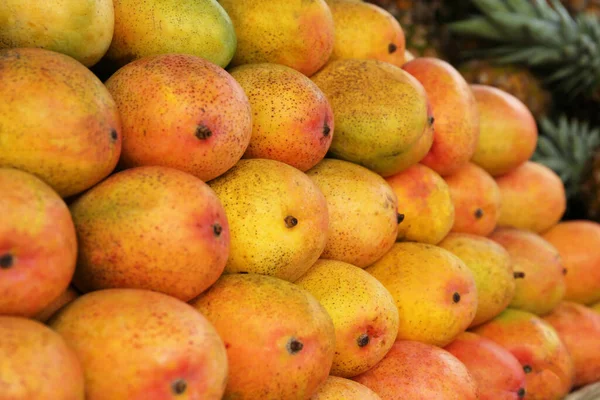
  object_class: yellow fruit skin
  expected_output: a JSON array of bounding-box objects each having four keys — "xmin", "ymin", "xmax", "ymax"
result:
[
  {"xmin": 295, "ymin": 259, "xmax": 400, "ymax": 378},
  {"xmin": 0, "ymin": 0, "xmax": 114, "ymax": 67},
  {"xmin": 310, "ymin": 376, "xmax": 382, "ymax": 400},
  {"xmin": 439, "ymin": 233, "xmax": 515, "ymax": 328},
  {"xmin": 229, "ymin": 63, "xmax": 333, "ymax": 171},
  {"xmin": 0, "ymin": 317, "xmax": 85, "ymax": 400},
  {"xmin": 208, "ymin": 159, "xmax": 329, "ymax": 282},
  {"xmin": 218, "ymin": 0, "xmax": 334, "ymax": 76},
  {"xmin": 365, "ymin": 242, "xmax": 478, "ymax": 347},
  {"xmin": 191, "ymin": 274, "xmax": 336, "ymax": 400},
  {"xmin": 306, "ymin": 159, "xmax": 398, "ymax": 268},
  {"xmin": 311, "ymin": 59, "xmax": 433, "ymax": 177},
  {"xmin": 385, "ymin": 163, "xmax": 455, "ymax": 245},
  {"xmin": 326, "ymin": 0, "xmax": 405, "ymax": 67},
  {"xmin": 107, "ymin": 0, "xmax": 237, "ymax": 68}
]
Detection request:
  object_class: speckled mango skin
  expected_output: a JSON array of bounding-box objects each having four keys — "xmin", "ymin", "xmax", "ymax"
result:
[
  {"xmin": 218, "ymin": 0, "xmax": 334, "ymax": 76},
  {"xmin": 69, "ymin": 166, "xmax": 230, "ymax": 302},
  {"xmin": 106, "ymin": 0, "xmax": 236, "ymax": 68},
  {"xmin": 0, "ymin": 48, "xmax": 122, "ymax": 198},
  {"xmin": 325, "ymin": 0, "xmax": 405, "ymax": 67},
  {"xmin": 310, "ymin": 376, "xmax": 382, "ymax": 400},
  {"xmin": 352, "ymin": 340, "xmax": 479, "ymax": 400},
  {"xmin": 0, "ymin": 0, "xmax": 114, "ymax": 67},
  {"xmin": 229, "ymin": 63, "xmax": 333, "ymax": 171},
  {"xmin": 385, "ymin": 163, "xmax": 455, "ymax": 245},
  {"xmin": 543, "ymin": 301, "xmax": 600, "ymax": 387},
  {"xmin": 444, "ymin": 332, "xmax": 526, "ymax": 400},
  {"xmin": 311, "ymin": 59, "xmax": 432, "ymax": 177},
  {"xmin": 403, "ymin": 58, "xmax": 480, "ymax": 176},
  {"xmin": 445, "ymin": 162, "xmax": 501, "ymax": 236},
  {"xmin": 365, "ymin": 242, "xmax": 478, "ymax": 347},
  {"xmin": 472, "ymin": 309, "xmax": 575, "ymax": 400},
  {"xmin": 439, "ymin": 233, "xmax": 515, "ymax": 328},
  {"xmin": 50, "ymin": 289, "xmax": 228, "ymax": 400},
  {"xmin": 305, "ymin": 159, "xmax": 398, "ymax": 268},
  {"xmin": 295, "ymin": 259, "xmax": 399, "ymax": 378},
  {"xmin": 105, "ymin": 53, "xmax": 252, "ymax": 182},
  {"xmin": 33, "ymin": 286, "xmax": 80, "ymax": 323},
  {"xmin": 496, "ymin": 161, "xmax": 566, "ymax": 234},
  {"xmin": 542, "ymin": 221, "xmax": 600, "ymax": 305},
  {"xmin": 470, "ymin": 85, "xmax": 538, "ymax": 177},
  {"xmin": 0, "ymin": 168, "xmax": 77, "ymax": 318},
  {"xmin": 190, "ymin": 273, "xmax": 336, "ymax": 400},
  {"xmin": 490, "ymin": 228, "xmax": 565, "ymax": 316},
  {"xmin": 0, "ymin": 317, "xmax": 85, "ymax": 400}
]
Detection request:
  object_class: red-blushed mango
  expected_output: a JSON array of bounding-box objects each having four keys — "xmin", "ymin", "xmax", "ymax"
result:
[
  {"xmin": 543, "ymin": 301, "xmax": 600, "ymax": 387},
  {"xmin": 352, "ymin": 340, "xmax": 479, "ymax": 400},
  {"xmin": 69, "ymin": 166, "xmax": 230, "ymax": 302},
  {"xmin": 542, "ymin": 221, "xmax": 600, "ymax": 305},
  {"xmin": 229, "ymin": 63, "xmax": 333, "ymax": 171},
  {"xmin": 473, "ymin": 308, "xmax": 575, "ymax": 400},
  {"xmin": 490, "ymin": 228, "xmax": 565, "ymax": 316},
  {"xmin": 403, "ymin": 58, "xmax": 480, "ymax": 176},
  {"xmin": 439, "ymin": 233, "xmax": 515, "ymax": 328},
  {"xmin": 190, "ymin": 273, "xmax": 336, "ymax": 400},
  {"xmin": 365, "ymin": 242, "xmax": 478, "ymax": 347},
  {"xmin": 105, "ymin": 53, "xmax": 252, "ymax": 182},
  {"xmin": 385, "ymin": 163, "xmax": 455, "ymax": 245},
  {"xmin": 445, "ymin": 162, "xmax": 502, "ymax": 236},
  {"xmin": 593, "ymin": 302, "xmax": 600, "ymax": 313},
  {"xmin": 218, "ymin": 0, "xmax": 334, "ymax": 76},
  {"xmin": 50, "ymin": 289, "xmax": 228, "ymax": 400},
  {"xmin": 208, "ymin": 159, "xmax": 328, "ymax": 281},
  {"xmin": 311, "ymin": 59, "xmax": 434, "ymax": 177},
  {"xmin": 305, "ymin": 159, "xmax": 398, "ymax": 268},
  {"xmin": 0, "ymin": 48, "xmax": 121, "ymax": 198},
  {"xmin": 470, "ymin": 85, "xmax": 538, "ymax": 177},
  {"xmin": 496, "ymin": 161, "xmax": 566, "ymax": 234},
  {"xmin": 445, "ymin": 332, "xmax": 526, "ymax": 400},
  {"xmin": 295, "ymin": 259, "xmax": 400, "ymax": 378},
  {"xmin": 0, "ymin": 168, "xmax": 77, "ymax": 317},
  {"xmin": 325, "ymin": 0, "xmax": 405, "ymax": 67},
  {"xmin": 310, "ymin": 376, "xmax": 382, "ymax": 400},
  {"xmin": 33, "ymin": 286, "xmax": 79, "ymax": 323},
  {"xmin": 0, "ymin": 317, "xmax": 85, "ymax": 400}
]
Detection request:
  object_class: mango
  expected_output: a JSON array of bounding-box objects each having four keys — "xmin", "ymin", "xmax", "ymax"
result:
[
  {"xmin": 490, "ymin": 228, "xmax": 565, "ymax": 316},
  {"xmin": 218, "ymin": 0, "xmax": 334, "ymax": 76},
  {"xmin": 543, "ymin": 301, "xmax": 600, "ymax": 387},
  {"xmin": 403, "ymin": 58, "xmax": 480, "ymax": 176},
  {"xmin": 445, "ymin": 332, "xmax": 526, "ymax": 400},
  {"xmin": 208, "ymin": 159, "xmax": 328, "ymax": 281},
  {"xmin": 0, "ymin": 48, "xmax": 121, "ymax": 198},
  {"xmin": 473, "ymin": 308, "xmax": 575, "ymax": 400},
  {"xmin": 470, "ymin": 85, "xmax": 538, "ymax": 176},
  {"xmin": 439, "ymin": 233, "xmax": 515, "ymax": 327},
  {"xmin": 352, "ymin": 340, "xmax": 479, "ymax": 400},
  {"xmin": 33, "ymin": 286, "xmax": 80, "ymax": 323},
  {"xmin": 310, "ymin": 376, "xmax": 381, "ymax": 400},
  {"xmin": 295, "ymin": 259, "xmax": 399, "ymax": 378},
  {"xmin": 190, "ymin": 273, "xmax": 336, "ymax": 400},
  {"xmin": 0, "ymin": 168, "xmax": 77, "ymax": 317},
  {"xmin": 69, "ymin": 166, "xmax": 230, "ymax": 302},
  {"xmin": 496, "ymin": 161, "xmax": 566, "ymax": 234},
  {"xmin": 229, "ymin": 63, "xmax": 333, "ymax": 171},
  {"xmin": 305, "ymin": 159, "xmax": 398, "ymax": 268},
  {"xmin": 385, "ymin": 163, "xmax": 455, "ymax": 244},
  {"xmin": 445, "ymin": 162, "xmax": 502, "ymax": 236},
  {"xmin": 311, "ymin": 59, "xmax": 433, "ymax": 176},
  {"xmin": 0, "ymin": 0, "xmax": 113, "ymax": 67},
  {"xmin": 542, "ymin": 220, "xmax": 600, "ymax": 305},
  {"xmin": 50, "ymin": 288, "xmax": 228, "ymax": 400},
  {"xmin": 325, "ymin": 0, "xmax": 405, "ymax": 67},
  {"xmin": 105, "ymin": 53, "xmax": 252, "ymax": 182},
  {"xmin": 365, "ymin": 242, "xmax": 478, "ymax": 347},
  {"xmin": 0, "ymin": 317, "xmax": 85, "ymax": 400},
  {"xmin": 106, "ymin": 0, "xmax": 236, "ymax": 68}
]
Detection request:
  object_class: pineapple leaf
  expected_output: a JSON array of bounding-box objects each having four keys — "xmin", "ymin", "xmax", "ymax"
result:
[
  {"xmin": 447, "ymin": 18, "xmax": 506, "ymax": 41},
  {"xmin": 536, "ymin": 135, "xmax": 561, "ymax": 158},
  {"xmin": 530, "ymin": 0, "xmax": 560, "ymax": 21},
  {"xmin": 504, "ymin": 0, "xmax": 536, "ymax": 16},
  {"xmin": 470, "ymin": 0, "xmax": 511, "ymax": 14},
  {"xmin": 556, "ymin": 117, "xmax": 572, "ymax": 154}
]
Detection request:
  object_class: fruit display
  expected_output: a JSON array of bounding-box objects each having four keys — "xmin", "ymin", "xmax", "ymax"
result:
[{"xmin": 2, "ymin": 1, "xmax": 600, "ymax": 400}]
